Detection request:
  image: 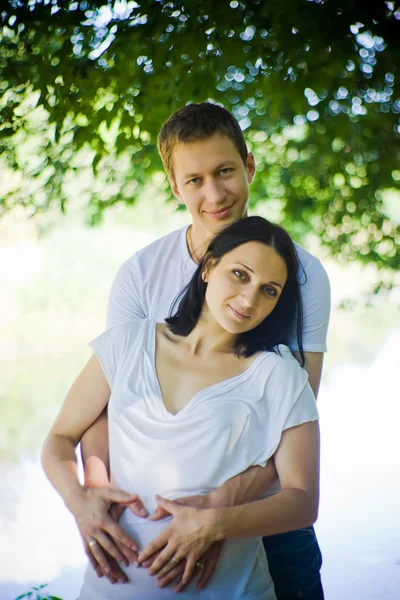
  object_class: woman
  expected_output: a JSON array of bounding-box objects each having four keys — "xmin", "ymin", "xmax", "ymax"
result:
[{"xmin": 41, "ymin": 216, "xmax": 319, "ymax": 600}]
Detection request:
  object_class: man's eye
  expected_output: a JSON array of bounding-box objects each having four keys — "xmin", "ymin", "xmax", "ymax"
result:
[{"xmin": 220, "ymin": 168, "xmax": 232, "ymax": 175}]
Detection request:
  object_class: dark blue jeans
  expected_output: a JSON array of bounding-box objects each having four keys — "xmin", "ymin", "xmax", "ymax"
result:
[{"xmin": 262, "ymin": 526, "xmax": 324, "ymax": 600}]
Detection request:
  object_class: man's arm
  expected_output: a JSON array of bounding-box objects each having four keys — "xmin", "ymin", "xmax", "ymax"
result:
[
  {"xmin": 80, "ymin": 408, "xmax": 110, "ymax": 486},
  {"xmin": 295, "ymin": 351, "xmax": 324, "ymax": 399},
  {"xmin": 205, "ymin": 462, "xmax": 278, "ymax": 507}
]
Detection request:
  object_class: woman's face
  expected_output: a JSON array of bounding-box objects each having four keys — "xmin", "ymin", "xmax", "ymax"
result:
[{"xmin": 203, "ymin": 241, "xmax": 288, "ymax": 335}]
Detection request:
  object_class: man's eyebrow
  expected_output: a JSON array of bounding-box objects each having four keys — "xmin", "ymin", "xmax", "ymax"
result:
[
  {"xmin": 236, "ymin": 263, "xmax": 284, "ymax": 288},
  {"xmin": 183, "ymin": 161, "xmax": 236, "ymax": 179},
  {"xmin": 214, "ymin": 161, "xmax": 236, "ymax": 170}
]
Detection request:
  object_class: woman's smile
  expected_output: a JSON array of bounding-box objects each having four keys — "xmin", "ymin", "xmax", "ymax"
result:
[{"xmin": 228, "ymin": 305, "xmax": 251, "ymax": 320}]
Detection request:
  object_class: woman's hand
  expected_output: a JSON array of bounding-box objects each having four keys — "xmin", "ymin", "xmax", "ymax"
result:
[
  {"xmin": 83, "ymin": 494, "xmax": 150, "ymax": 584},
  {"xmin": 71, "ymin": 486, "xmax": 141, "ymax": 578},
  {"xmin": 138, "ymin": 495, "xmax": 219, "ymax": 587}
]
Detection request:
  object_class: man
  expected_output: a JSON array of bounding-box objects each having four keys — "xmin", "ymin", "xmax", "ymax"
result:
[{"xmin": 80, "ymin": 102, "xmax": 330, "ymax": 599}]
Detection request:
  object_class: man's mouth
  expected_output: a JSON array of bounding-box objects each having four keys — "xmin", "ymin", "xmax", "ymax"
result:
[{"xmin": 207, "ymin": 205, "xmax": 234, "ymax": 219}]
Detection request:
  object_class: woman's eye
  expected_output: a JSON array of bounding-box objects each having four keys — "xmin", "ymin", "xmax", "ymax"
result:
[
  {"xmin": 233, "ymin": 269, "xmax": 246, "ymax": 280},
  {"xmin": 188, "ymin": 178, "xmax": 200, "ymax": 185},
  {"xmin": 263, "ymin": 287, "xmax": 277, "ymax": 297}
]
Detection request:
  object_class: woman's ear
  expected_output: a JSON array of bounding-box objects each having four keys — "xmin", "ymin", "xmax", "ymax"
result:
[{"xmin": 201, "ymin": 253, "xmax": 214, "ymax": 283}]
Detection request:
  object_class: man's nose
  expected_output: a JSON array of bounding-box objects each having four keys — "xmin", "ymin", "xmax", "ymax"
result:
[{"xmin": 204, "ymin": 178, "xmax": 226, "ymax": 204}]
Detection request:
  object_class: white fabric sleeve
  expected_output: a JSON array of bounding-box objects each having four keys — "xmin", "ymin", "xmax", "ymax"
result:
[
  {"xmin": 291, "ymin": 259, "xmax": 331, "ymax": 353},
  {"xmin": 89, "ymin": 322, "xmax": 138, "ymax": 388},
  {"xmin": 254, "ymin": 349, "xmax": 319, "ymax": 468},
  {"xmin": 106, "ymin": 256, "xmax": 146, "ymax": 330},
  {"xmin": 283, "ymin": 382, "xmax": 319, "ymax": 431}
]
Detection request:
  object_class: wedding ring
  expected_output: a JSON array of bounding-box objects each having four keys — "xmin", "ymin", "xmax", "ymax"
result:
[
  {"xmin": 171, "ymin": 556, "xmax": 181, "ymax": 564},
  {"xmin": 88, "ymin": 539, "xmax": 98, "ymax": 548},
  {"xmin": 196, "ymin": 561, "xmax": 204, "ymax": 569}
]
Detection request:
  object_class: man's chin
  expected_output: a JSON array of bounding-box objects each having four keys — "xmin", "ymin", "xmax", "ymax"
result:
[{"xmin": 213, "ymin": 209, "xmax": 245, "ymax": 230}]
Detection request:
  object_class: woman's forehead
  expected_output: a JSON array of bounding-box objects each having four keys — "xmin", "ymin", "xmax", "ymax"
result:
[{"xmin": 222, "ymin": 242, "xmax": 288, "ymax": 282}]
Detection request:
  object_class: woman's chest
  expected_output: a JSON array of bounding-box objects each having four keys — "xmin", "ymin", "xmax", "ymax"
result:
[{"xmin": 155, "ymin": 346, "xmax": 255, "ymax": 416}]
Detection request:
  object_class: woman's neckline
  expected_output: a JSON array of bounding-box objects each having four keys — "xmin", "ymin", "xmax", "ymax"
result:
[{"xmin": 150, "ymin": 320, "xmax": 266, "ymax": 417}]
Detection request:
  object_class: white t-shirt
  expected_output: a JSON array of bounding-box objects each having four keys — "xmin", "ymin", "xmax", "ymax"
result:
[
  {"xmin": 80, "ymin": 318, "xmax": 319, "ymax": 600},
  {"xmin": 106, "ymin": 225, "xmax": 331, "ymax": 352}
]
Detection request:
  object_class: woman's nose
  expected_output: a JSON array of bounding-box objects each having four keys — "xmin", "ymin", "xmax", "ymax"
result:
[{"xmin": 239, "ymin": 288, "xmax": 258, "ymax": 309}]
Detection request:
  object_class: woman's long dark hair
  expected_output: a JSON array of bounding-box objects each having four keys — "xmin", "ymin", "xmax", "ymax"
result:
[{"xmin": 166, "ymin": 216, "xmax": 305, "ymax": 364}]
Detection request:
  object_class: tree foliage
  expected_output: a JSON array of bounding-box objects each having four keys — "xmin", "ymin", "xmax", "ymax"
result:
[{"xmin": 1, "ymin": 0, "xmax": 399, "ymax": 272}]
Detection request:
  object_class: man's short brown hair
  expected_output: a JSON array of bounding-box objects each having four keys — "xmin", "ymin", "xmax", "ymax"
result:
[{"xmin": 158, "ymin": 102, "xmax": 249, "ymax": 180}]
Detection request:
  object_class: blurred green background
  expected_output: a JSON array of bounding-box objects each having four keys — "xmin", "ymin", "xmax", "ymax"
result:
[
  {"xmin": 1, "ymin": 3, "xmax": 400, "ymax": 598},
  {"xmin": 1, "ymin": 195, "xmax": 399, "ymax": 467}
]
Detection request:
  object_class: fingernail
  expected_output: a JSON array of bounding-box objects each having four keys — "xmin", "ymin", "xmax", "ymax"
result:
[
  {"xmin": 133, "ymin": 561, "xmax": 139, "ymax": 568},
  {"xmin": 118, "ymin": 577, "xmax": 126, "ymax": 584},
  {"xmin": 131, "ymin": 545, "xmax": 138, "ymax": 551},
  {"xmin": 143, "ymin": 561, "xmax": 150, "ymax": 568},
  {"xmin": 104, "ymin": 568, "xmax": 111, "ymax": 575},
  {"xmin": 140, "ymin": 508, "xmax": 148, "ymax": 516},
  {"xmin": 120, "ymin": 560, "xmax": 129, "ymax": 567}
]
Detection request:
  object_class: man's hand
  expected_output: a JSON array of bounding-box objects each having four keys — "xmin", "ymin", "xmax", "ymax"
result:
[{"xmin": 155, "ymin": 541, "xmax": 224, "ymax": 593}]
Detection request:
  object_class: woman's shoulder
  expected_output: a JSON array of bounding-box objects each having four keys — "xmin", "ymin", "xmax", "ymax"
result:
[
  {"xmin": 253, "ymin": 348, "xmax": 311, "ymax": 407},
  {"xmin": 259, "ymin": 344, "xmax": 298, "ymax": 363},
  {"xmin": 257, "ymin": 346, "xmax": 307, "ymax": 380},
  {"xmin": 107, "ymin": 317, "xmax": 154, "ymax": 336},
  {"xmin": 97, "ymin": 318, "xmax": 154, "ymax": 351}
]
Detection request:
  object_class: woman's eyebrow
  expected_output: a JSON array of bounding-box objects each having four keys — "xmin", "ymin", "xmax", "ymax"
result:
[
  {"xmin": 237, "ymin": 262, "xmax": 254, "ymax": 273},
  {"xmin": 236, "ymin": 263, "xmax": 284, "ymax": 288}
]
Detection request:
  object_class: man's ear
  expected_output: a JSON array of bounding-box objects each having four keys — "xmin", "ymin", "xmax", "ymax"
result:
[{"xmin": 169, "ymin": 177, "xmax": 183, "ymax": 203}]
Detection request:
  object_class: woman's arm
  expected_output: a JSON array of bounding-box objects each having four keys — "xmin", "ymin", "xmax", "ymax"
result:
[
  {"xmin": 42, "ymin": 356, "xmax": 110, "ymax": 506},
  {"xmin": 138, "ymin": 420, "xmax": 320, "ymax": 585},
  {"xmin": 41, "ymin": 355, "xmax": 139, "ymax": 574}
]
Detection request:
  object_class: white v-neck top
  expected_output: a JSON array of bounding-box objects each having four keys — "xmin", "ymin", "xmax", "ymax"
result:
[{"xmin": 80, "ymin": 318, "xmax": 318, "ymax": 600}]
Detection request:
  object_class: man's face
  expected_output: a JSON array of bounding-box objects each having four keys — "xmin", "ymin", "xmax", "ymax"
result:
[{"xmin": 169, "ymin": 133, "xmax": 256, "ymax": 235}]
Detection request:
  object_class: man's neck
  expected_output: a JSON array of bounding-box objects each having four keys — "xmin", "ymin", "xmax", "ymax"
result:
[
  {"xmin": 187, "ymin": 224, "xmax": 214, "ymax": 264},
  {"xmin": 188, "ymin": 211, "xmax": 249, "ymax": 263}
]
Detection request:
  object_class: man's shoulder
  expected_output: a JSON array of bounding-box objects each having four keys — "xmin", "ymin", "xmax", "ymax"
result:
[
  {"xmin": 121, "ymin": 226, "xmax": 188, "ymax": 272},
  {"xmin": 138, "ymin": 226, "xmax": 188, "ymax": 256},
  {"xmin": 293, "ymin": 242, "xmax": 329, "ymax": 283}
]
